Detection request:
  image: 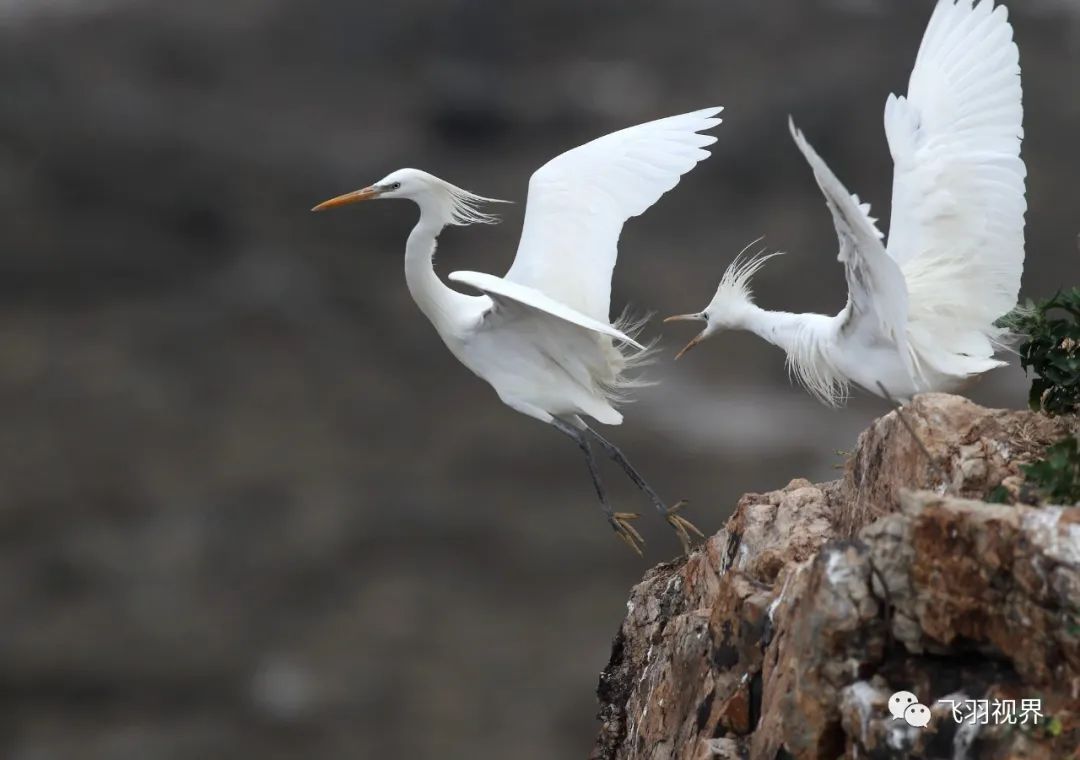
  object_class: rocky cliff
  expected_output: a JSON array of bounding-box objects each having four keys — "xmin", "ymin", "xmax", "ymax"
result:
[{"xmin": 591, "ymin": 395, "xmax": 1079, "ymax": 759}]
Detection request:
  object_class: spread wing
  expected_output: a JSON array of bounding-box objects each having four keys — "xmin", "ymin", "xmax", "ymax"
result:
[
  {"xmin": 447, "ymin": 271, "xmax": 645, "ymax": 349},
  {"xmin": 789, "ymin": 119, "xmax": 914, "ymax": 380},
  {"xmin": 884, "ymin": 0, "xmax": 1026, "ymax": 350},
  {"xmin": 504, "ymin": 107, "xmax": 723, "ymax": 321}
]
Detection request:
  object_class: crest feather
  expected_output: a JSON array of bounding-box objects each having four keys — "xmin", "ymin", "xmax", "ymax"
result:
[
  {"xmin": 439, "ymin": 180, "xmax": 509, "ymax": 226},
  {"xmin": 708, "ymin": 240, "xmax": 784, "ymax": 312}
]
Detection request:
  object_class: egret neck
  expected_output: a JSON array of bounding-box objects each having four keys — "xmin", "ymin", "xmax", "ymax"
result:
[
  {"xmin": 403, "ymin": 205, "xmax": 478, "ymax": 342},
  {"xmin": 736, "ymin": 305, "xmax": 833, "ymax": 356}
]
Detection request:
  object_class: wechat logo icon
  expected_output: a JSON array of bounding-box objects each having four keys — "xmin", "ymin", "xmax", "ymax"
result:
[{"xmin": 889, "ymin": 691, "xmax": 931, "ymax": 728}]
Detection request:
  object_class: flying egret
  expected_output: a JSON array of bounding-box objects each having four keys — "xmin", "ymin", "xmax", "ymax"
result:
[
  {"xmin": 313, "ymin": 107, "xmax": 723, "ymax": 553},
  {"xmin": 667, "ymin": 0, "xmax": 1025, "ymax": 407}
]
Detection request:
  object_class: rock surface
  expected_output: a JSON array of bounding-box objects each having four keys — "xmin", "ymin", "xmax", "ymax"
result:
[{"xmin": 592, "ymin": 395, "xmax": 1080, "ymax": 760}]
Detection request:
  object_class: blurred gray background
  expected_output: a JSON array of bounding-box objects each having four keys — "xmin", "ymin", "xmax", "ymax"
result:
[{"xmin": 0, "ymin": 0, "xmax": 1077, "ymax": 757}]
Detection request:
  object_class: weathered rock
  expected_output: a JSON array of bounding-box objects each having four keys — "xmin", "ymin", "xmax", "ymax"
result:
[
  {"xmin": 591, "ymin": 478, "xmax": 829, "ymax": 760},
  {"xmin": 837, "ymin": 393, "xmax": 1074, "ymax": 536},
  {"xmin": 592, "ymin": 396, "xmax": 1080, "ymax": 759}
]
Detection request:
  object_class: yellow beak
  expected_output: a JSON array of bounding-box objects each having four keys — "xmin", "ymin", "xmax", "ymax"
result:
[
  {"xmin": 673, "ymin": 334, "xmax": 705, "ymax": 360},
  {"xmin": 311, "ymin": 186, "xmax": 380, "ymax": 212},
  {"xmin": 663, "ymin": 313, "xmax": 706, "ymax": 360}
]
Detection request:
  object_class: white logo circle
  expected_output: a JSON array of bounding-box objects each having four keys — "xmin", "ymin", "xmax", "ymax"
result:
[
  {"xmin": 888, "ymin": 691, "xmax": 919, "ymax": 720},
  {"xmin": 904, "ymin": 703, "xmax": 931, "ymax": 728}
]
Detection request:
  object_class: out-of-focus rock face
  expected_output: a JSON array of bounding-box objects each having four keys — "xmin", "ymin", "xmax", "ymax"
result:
[{"xmin": 592, "ymin": 395, "xmax": 1079, "ymax": 760}]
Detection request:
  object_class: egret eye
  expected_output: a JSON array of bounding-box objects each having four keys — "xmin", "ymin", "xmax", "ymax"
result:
[{"xmin": 388, "ymin": 182, "xmax": 401, "ymax": 190}]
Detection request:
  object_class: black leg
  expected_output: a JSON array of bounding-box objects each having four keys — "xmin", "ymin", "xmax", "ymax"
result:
[
  {"xmin": 550, "ymin": 418, "xmax": 644, "ymax": 555},
  {"xmin": 586, "ymin": 426, "xmax": 704, "ymax": 553},
  {"xmin": 552, "ymin": 419, "xmax": 609, "ymax": 508},
  {"xmin": 585, "ymin": 427, "xmax": 666, "ymax": 511}
]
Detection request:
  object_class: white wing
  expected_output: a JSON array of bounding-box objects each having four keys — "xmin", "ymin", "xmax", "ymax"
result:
[
  {"xmin": 505, "ymin": 107, "xmax": 723, "ymax": 321},
  {"xmin": 788, "ymin": 120, "xmax": 914, "ymax": 377},
  {"xmin": 884, "ymin": 0, "xmax": 1025, "ymax": 367},
  {"xmin": 447, "ymin": 271, "xmax": 645, "ymax": 349}
]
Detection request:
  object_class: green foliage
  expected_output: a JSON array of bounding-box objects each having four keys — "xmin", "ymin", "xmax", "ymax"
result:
[
  {"xmin": 997, "ymin": 288, "xmax": 1080, "ymax": 416},
  {"xmin": 993, "ymin": 291, "xmax": 1080, "ymax": 505},
  {"xmin": 1020, "ymin": 435, "xmax": 1080, "ymax": 505}
]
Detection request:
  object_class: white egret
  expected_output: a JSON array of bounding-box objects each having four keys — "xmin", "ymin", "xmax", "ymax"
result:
[
  {"xmin": 313, "ymin": 107, "xmax": 723, "ymax": 553},
  {"xmin": 667, "ymin": 0, "xmax": 1025, "ymax": 407}
]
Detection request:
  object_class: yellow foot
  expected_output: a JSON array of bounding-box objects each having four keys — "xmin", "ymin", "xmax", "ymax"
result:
[
  {"xmin": 665, "ymin": 500, "xmax": 705, "ymax": 555},
  {"xmin": 609, "ymin": 512, "xmax": 645, "ymax": 556}
]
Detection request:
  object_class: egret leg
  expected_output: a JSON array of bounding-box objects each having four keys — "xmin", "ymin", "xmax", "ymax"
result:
[
  {"xmin": 550, "ymin": 418, "xmax": 644, "ymax": 556},
  {"xmin": 585, "ymin": 427, "xmax": 703, "ymax": 554}
]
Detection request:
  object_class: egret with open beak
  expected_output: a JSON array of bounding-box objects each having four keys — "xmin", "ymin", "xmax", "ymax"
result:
[
  {"xmin": 663, "ymin": 313, "xmax": 709, "ymax": 360},
  {"xmin": 663, "ymin": 0, "xmax": 1026, "ymax": 409}
]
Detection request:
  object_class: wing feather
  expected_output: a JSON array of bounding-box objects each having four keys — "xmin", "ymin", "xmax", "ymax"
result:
[
  {"xmin": 447, "ymin": 271, "xmax": 645, "ymax": 349},
  {"xmin": 788, "ymin": 120, "xmax": 915, "ymax": 382},
  {"xmin": 884, "ymin": 0, "xmax": 1026, "ymax": 372},
  {"xmin": 505, "ymin": 107, "xmax": 722, "ymax": 321}
]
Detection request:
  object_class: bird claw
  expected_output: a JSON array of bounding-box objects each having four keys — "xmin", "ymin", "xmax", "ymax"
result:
[
  {"xmin": 664, "ymin": 500, "xmax": 704, "ymax": 554},
  {"xmin": 609, "ymin": 512, "xmax": 645, "ymax": 556}
]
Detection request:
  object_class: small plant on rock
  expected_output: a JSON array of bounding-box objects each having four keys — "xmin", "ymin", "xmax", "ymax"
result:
[
  {"xmin": 1019, "ymin": 435, "xmax": 1080, "ymax": 505},
  {"xmin": 997, "ymin": 288, "xmax": 1080, "ymax": 416}
]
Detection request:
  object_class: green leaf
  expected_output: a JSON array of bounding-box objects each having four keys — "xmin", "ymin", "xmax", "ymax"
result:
[
  {"xmin": 1020, "ymin": 435, "xmax": 1080, "ymax": 505},
  {"xmin": 1012, "ymin": 286, "xmax": 1080, "ymax": 416}
]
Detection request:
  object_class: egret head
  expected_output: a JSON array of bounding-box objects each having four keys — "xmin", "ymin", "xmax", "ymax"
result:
[
  {"xmin": 311, "ymin": 168, "xmax": 438, "ymax": 208},
  {"xmin": 664, "ymin": 246, "xmax": 782, "ymax": 360},
  {"xmin": 312, "ymin": 168, "xmax": 505, "ymax": 226}
]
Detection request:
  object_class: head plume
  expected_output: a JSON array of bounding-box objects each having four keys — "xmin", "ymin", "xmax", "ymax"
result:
[
  {"xmin": 665, "ymin": 239, "xmax": 783, "ymax": 360},
  {"xmin": 401, "ymin": 170, "xmax": 508, "ymax": 227},
  {"xmin": 706, "ymin": 240, "xmax": 784, "ymax": 321},
  {"xmin": 438, "ymin": 178, "xmax": 507, "ymax": 226},
  {"xmin": 354, "ymin": 168, "xmax": 509, "ymax": 227}
]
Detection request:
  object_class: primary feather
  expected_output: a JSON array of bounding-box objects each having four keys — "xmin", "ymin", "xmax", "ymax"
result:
[
  {"xmin": 507, "ymin": 107, "xmax": 723, "ymax": 322},
  {"xmin": 885, "ymin": 0, "xmax": 1026, "ymax": 380}
]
